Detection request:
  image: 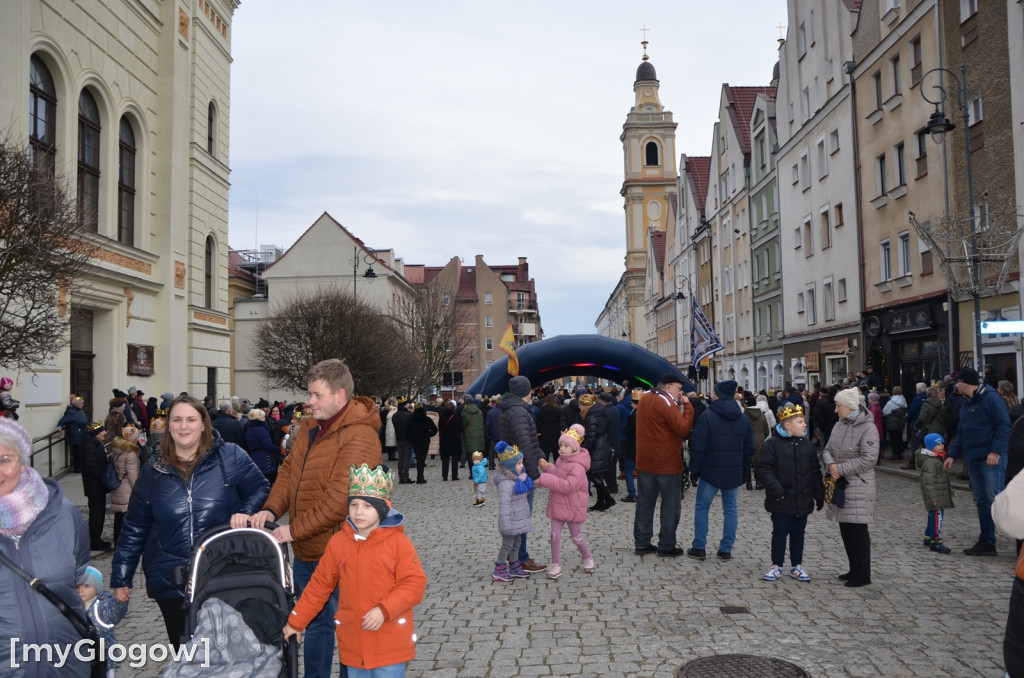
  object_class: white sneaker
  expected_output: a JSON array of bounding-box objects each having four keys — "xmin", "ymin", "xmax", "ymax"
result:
[
  {"xmin": 791, "ymin": 565, "xmax": 811, "ymax": 582},
  {"xmin": 763, "ymin": 565, "xmax": 783, "ymax": 581},
  {"xmin": 546, "ymin": 563, "xmax": 562, "ymax": 579},
  {"xmin": 583, "ymin": 557, "xmax": 595, "ymax": 573}
]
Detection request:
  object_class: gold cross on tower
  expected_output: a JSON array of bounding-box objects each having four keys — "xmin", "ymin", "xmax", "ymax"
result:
[{"xmin": 639, "ymin": 25, "xmax": 650, "ymax": 61}]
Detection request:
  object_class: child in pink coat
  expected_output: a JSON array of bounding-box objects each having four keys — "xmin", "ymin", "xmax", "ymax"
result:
[{"xmin": 536, "ymin": 424, "xmax": 594, "ymax": 579}]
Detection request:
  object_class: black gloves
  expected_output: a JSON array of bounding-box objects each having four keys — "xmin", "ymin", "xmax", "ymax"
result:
[
  {"xmin": 816, "ymin": 499, "xmax": 825, "ymax": 511},
  {"xmin": 690, "ymin": 473, "xmax": 700, "ymax": 486}
]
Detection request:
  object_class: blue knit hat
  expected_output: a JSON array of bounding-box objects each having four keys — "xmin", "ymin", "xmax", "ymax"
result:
[
  {"xmin": 923, "ymin": 433, "xmax": 945, "ymax": 451},
  {"xmin": 494, "ymin": 440, "xmax": 522, "ymax": 473}
]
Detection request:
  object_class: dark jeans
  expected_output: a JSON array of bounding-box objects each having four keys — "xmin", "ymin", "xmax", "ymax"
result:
[
  {"xmin": 113, "ymin": 511, "xmax": 125, "ymax": 546},
  {"xmin": 887, "ymin": 429, "xmax": 905, "ymax": 458},
  {"xmin": 770, "ymin": 514, "xmax": 808, "ymax": 567},
  {"xmin": 441, "ymin": 450, "xmax": 459, "ymax": 480},
  {"xmin": 85, "ymin": 490, "xmax": 106, "ymax": 545},
  {"xmin": 414, "ymin": 445, "xmax": 428, "ymax": 481},
  {"xmin": 293, "ymin": 557, "xmax": 343, "ymax": 678},
  {"xmin": 396, "ymin": 441, "xmax": 412, "ymax": 480},
  {"xmin": 156, "ymin": 597, "xmax": 188, "ymax": 647},
  {"xmin": 839, "ymin": 522, "xmax": 871, "ymax": 581},
  {"xmin": 633, "ymin": 471, "xmax": 682, "ymax": 550}
]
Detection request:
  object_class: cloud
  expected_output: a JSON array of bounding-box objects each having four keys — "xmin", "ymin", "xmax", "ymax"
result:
[{"xmin": 227, "ymin": 0, "xmax": 788, "ymax": 338}]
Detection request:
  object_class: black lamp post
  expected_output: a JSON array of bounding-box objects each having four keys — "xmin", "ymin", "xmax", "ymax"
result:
[{"xmin": 921, "ymin": 64, "xmax": 982, "ymax": 370}]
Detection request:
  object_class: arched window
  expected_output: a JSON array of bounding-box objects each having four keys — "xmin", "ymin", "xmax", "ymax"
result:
[
  {"xmin": 207, "ymin": 102, "xmax": 215, "ymax": 155},
  {"xmin": 204, "ymin": 236, "xmax": 215, "ymax": 308},
  {"xmin": 30, "ymin": 55, "xmax": 58, "ymax": 174},
  {"xmin": 645, "ymin": 141, "xmax": 660, "ymax": 166},
  {"xmin": 117, "ymin": 117, "xmax": 136, "ymax": 246},
  {"xmin": 78, "ymin": 90, "xmax": 101, "ymax": 231}
]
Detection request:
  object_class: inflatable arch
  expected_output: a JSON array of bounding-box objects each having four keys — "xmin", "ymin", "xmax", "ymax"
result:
[{"xmin": 464, "ymin": 334, "xmax": 696, "ymax": 396}]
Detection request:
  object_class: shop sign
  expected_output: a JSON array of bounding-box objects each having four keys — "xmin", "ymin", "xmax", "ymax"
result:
[
  {"xmin": 821, "ymin": 338, "xmax": 849, "ymax": 354},
  {"xmin": 887, "ymin": 306, "xmax": 931, "ymax": 334},
  {"xmin": 804, "ymin": 352, "xmax": 820, "ymax": 371}
]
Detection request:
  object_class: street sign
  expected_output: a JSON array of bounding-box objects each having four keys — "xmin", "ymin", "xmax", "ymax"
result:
[{"xmin": 979, "ymin": 320, "xmax": 1024, "ymax": 334}]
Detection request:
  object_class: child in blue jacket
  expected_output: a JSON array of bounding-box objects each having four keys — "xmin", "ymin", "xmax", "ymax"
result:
[{"xmin": 471, "ymin": 451, "xmax": 488, "ymax": 506}]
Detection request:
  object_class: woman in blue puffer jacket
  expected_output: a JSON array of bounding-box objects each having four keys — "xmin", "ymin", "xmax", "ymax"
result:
[
  {"xmin": 110, "ymin": 395, "xmax": 269, "ymax": 646},
  {"xmin": 244, "ymin": 408, "xmax": 280, "ymax": 485}
]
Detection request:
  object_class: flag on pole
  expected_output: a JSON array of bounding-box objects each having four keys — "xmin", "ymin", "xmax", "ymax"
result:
[
  {"xmin": 499, "ymin": 321, "xmax": 519, "ymax": 376},
  {"xmin": 690, "ymin": 297, "xmax": 723, "ymax": 366}
]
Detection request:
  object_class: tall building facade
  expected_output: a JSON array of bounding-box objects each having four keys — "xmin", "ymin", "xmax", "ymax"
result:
[
  {"xmin": 602, "ymin": 46, "xmax": 678, "ymax": 346},
  {"xmin": 2, "ymin": 0, "xmax": 237, "ymax": 446},
  {"xmin": 776, "ymin": 0, "xmax": 862, "ymax": 389}
]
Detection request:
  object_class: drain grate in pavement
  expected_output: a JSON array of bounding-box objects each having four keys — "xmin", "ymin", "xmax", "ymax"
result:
[
  {"xmin": 677, "ymin": 654, "xmax": 809, "ymax": 677},
  {"xmin": 719, "ymin": 606, "xmax": 750, "ymax": 615}
]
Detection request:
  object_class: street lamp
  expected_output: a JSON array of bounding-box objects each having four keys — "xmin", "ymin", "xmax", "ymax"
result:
[
  {"xmin": 351, "ymin": 245, "xmax": 378, "ymax": 299},
  {"xmin": 921, "ymin": 64, "xmax": 982, "ymax": 370}
]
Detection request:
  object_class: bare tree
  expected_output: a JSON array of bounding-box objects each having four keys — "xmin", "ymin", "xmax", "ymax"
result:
[
  {"xmin": 0, "ymin": 137, "xmax": 95, "ymax": 372},
  {"xmin": 252, "ymin": 286, "xmax": 418, "ymax": 397},
  {"xmin": 390, "ymin": 281, "xmax": 474, "ymax": 395}
]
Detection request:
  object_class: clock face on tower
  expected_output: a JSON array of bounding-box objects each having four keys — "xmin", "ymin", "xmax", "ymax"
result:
[{"xmin": 643, "ymin": 88, "xmax": 652, "ymax": 96}]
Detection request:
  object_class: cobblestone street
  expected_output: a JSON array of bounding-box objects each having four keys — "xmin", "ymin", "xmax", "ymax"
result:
[{"xmin": 68, "ymin": 460, "xmax": 1014, "ymax": 677}]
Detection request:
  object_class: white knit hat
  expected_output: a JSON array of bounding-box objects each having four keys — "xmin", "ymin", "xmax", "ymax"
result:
[{"xmin": 834, "ymin": 388, "xmax": 863, "ymax": 410}]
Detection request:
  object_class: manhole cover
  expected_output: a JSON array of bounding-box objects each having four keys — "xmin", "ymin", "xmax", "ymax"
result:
[{"xmin": 676, "ymin": 654, "xmax": 809, "ymax": 678}]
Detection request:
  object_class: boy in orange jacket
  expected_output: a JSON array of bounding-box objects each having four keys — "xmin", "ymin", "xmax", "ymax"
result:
[{"xmin": 284, "ymin": 464, "xmax": 427, "ymax": 675}]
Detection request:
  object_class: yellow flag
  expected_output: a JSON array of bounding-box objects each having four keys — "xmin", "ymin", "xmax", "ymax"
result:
[{"xmin": 499, "ymin": 322, "xmax": 519, "ymax": 376}]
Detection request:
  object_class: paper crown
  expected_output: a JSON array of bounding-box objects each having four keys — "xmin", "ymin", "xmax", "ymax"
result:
[
  {"xmin": 777, "ymin": 403, "xmax": 804, "ymax": 422},
  {"xmin": 155, "ymin": 408, "xmax": 168, "ymax": 417},
  {"xmin": 562, "ymin": 427, "xmax": 584, "ymax": 445},
  {"xmin": 631, "ymin": 388, "xmax": 644, "ymax": 400},
  {"xmin": 150, "ymin": 418, "xmax": 165, "ymax": 432},
  {"xmin": 86, "ymin": 421, "xmax": 104, "ymax": 433},
  {"xmin": 348, "ymin": 464, "xmax": 394, "ymax": 502},
  {"xmin": 397, "ymin": 396, "xmax": 409, "ymax": 405},
  {"xmin": 578, "ymin": 393, "xmax": 596, "ymax": 406},
  {"xmin": 495, "ymin": 442, "xmax": 521, "ymax": 463}
]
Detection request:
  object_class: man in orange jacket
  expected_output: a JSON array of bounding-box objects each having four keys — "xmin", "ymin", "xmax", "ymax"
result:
[
  {"xmin": 633, "ymin": 373, "xmax": 695, "ymax": 557},
  {"xmin": 247, "ymin": 359, "xmax": 382, "ymax": 678}
]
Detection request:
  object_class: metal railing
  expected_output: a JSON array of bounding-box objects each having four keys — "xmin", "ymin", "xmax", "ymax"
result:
[{"xmin": 30, "ymin": 430, "xmax": 69, "ymax": 479}]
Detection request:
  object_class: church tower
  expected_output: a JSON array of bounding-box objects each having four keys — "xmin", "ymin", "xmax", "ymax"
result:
[{"xmin": 618, "ymin": 40, "xmax": 677, "ymax": 344}]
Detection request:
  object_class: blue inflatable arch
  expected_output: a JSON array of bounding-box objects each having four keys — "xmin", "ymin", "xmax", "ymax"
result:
[{"xmin": 464, "ymin": 334, "xmax": 696, "ymax": 396}]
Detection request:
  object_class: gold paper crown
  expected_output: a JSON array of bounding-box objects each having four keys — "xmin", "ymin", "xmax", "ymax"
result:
[
  {"xmin": 348, "ymin": 464, "xmax": 394, "ymax": 502},
  {"xmin": 495, "ymin": 443, "xmax": 521, "ymax": 463},
  {"xmin": 777, "ymin": 403, "xmax": 804, "ymax": 422},
  {"xmin": 562, "ymin": 427, "xmax": 583, "ymax": 444},
  {"xmin": 86, "ymin": 421, "xmax": 104, "ymax": 433},
  {"xmin": 578, "ymin": 393, "xmax": 596, "ymax": 406},
  {"xmin": 631, "ymin": 388, "xmax": 644, "ymax": 400},
  {"xmin": 155, "ymin": 409, "xmax": 168, "ymax": 417}
]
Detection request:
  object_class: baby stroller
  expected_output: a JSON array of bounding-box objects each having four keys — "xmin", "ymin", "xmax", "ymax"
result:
[{"xmin": 168, "ymin": 522, "xmax": 299, "ymax": 677}]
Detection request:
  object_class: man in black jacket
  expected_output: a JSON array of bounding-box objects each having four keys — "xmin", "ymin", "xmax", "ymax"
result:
[
  {"xmin": 79, "ymin": 422, "xmax": 111, "ymax": 550},
  {"xmin": 212, "ymin": 401, "xmax": 247, "ymax": 450},
  {"xmin": 393, "ymin": 398, "xmax": 414, "ymax": 484},
  {"xmin": 499, "ymin": 375, "xmax": 546, "ymax": 572}
]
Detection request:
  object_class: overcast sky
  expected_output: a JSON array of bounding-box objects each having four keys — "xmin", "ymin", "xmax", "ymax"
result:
[{"xmin": 227, "ymin": 1, "xmax": 788, "ymax": 338}]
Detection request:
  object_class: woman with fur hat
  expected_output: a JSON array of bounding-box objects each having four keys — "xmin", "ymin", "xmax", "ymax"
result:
[
  {"xmin": 821, "ymin": 387, "xmax": 878, "ymax": 587},
  {"xmin": 536, "ymin": 424, "xmax": 594, "ymax": 578},
  {"xmin": 110, "ymin": 424, "xmax": 142, "ymax": 546},
  {"xmin": 491, "ymin": 441, "xmax": 535, "ymax": 582}
]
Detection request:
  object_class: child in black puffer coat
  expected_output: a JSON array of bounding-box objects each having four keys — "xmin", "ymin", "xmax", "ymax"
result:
[{"xmin": 756, "ymin": 403, "xmax": 824, "ymax": 583}]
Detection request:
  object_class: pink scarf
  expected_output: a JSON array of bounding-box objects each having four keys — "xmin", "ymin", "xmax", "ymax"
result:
[{"xmin": 0, "ymin": 467, "xmax": 49, "ymax": 538}]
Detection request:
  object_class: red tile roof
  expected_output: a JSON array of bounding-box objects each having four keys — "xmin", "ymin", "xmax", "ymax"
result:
[
  {"xmin": 687, "ymin": 156, "xmax": 711, "ymax": 213},
  {"xmin": 650, "ymin": 230, "xmax": 665, "ymax": 275},
  {"xmin": 725, "ymin": 85, "xmax": 777, "ymax": 155}
]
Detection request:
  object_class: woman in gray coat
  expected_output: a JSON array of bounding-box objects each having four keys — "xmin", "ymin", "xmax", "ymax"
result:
[{"xmin": 822, "ymin": 387, "xmax": 878, "ymax": 587}]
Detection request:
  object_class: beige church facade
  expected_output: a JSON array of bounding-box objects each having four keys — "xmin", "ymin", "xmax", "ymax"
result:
[{"xmin": 1, "ymin": 0, "xmax": 237, "ymax": 455}]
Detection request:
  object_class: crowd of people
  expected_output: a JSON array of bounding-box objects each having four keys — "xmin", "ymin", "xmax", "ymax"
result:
[{"xmin": 2, "ymin": 358, "xmax": 1023, "ymax": 676}]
